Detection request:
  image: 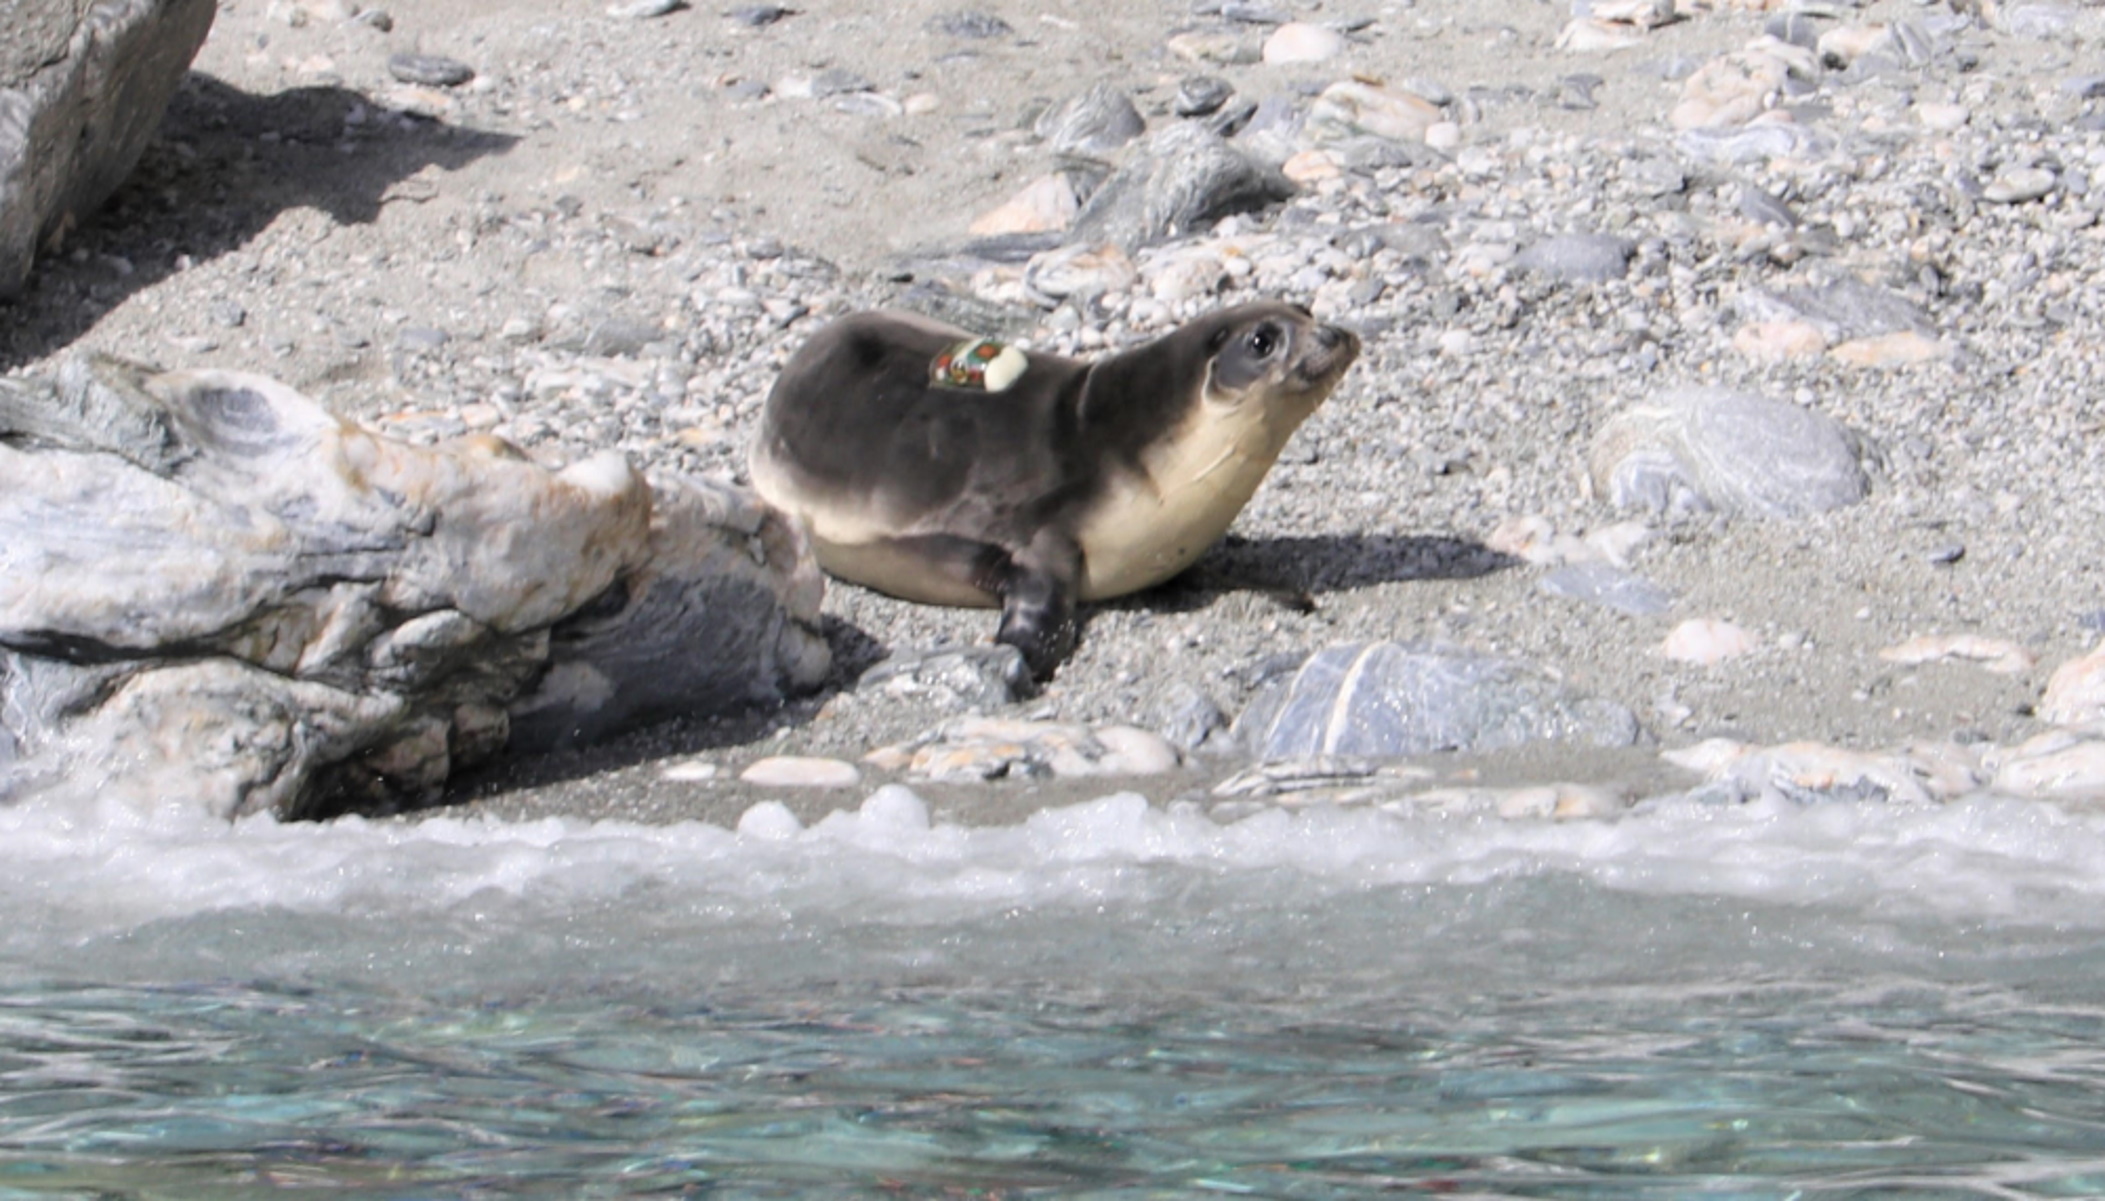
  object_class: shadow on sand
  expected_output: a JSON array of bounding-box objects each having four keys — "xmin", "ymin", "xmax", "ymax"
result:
[{"xmin": 0, "ymin": 72, "xmax": 517, "ymax": 369}]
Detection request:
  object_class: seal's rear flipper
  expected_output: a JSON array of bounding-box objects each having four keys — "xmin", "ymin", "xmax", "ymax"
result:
[{"xmin": 996, "ymin": 531, "xmax": 1082, "ymax": 680}]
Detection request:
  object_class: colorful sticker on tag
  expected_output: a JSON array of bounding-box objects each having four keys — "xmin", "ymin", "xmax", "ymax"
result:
[{"xmin": 930, "ymin": 338, "xmax": 1028, "ymax": 392}]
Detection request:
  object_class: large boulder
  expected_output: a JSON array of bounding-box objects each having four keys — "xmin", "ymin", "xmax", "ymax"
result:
[
  {"xmin": 1, "ymin": 0, "xmax": 216, "ymax": 299},
  {"xmin": 0, "ymin": 355, "xmax": 830, "ymax": 820}
]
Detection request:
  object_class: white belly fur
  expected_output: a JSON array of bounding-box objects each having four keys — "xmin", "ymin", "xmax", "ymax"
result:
[{"xmin": 1074, "ymin": 407, "xmax": 1286, "ymax": 601}]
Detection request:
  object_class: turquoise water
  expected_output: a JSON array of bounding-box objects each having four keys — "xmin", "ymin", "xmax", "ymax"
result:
[{"xmin": 4, "ymin": 789, "xmax": 2105, "ymax": 1196}]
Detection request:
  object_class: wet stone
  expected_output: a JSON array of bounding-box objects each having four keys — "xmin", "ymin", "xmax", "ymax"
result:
[{"xmin": 386, "ymin": 53, "xmax": 474, "ymax": 88}]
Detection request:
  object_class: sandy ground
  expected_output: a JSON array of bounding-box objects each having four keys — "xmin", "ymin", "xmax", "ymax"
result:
[{"xmin": 6, "ymin": 0, "xmax": 2104, "ymax": 825}]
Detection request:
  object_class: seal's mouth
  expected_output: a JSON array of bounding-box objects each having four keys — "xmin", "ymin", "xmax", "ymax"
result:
[{"xmin": 1293, "ymin": 322, "xmax": 1361, "ymax": 387}]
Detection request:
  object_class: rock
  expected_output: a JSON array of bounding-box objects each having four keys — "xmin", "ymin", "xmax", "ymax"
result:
[
  {"xmin": 1034, "ymin": 83, "xmax": 1146, "ymax": 156},
  {"xmin": 725, "ymin": 5, "xmax": 794, "ymax": 27},
  {"xmin": 1539, "ymin": 562, "xmax": 1674, "ymax": 616},
  {"xmin": 1512, "ymin": 233, "xmax": 1633, "ymax": 284},
  {"xmin": 865, "ymin": 717, "xmax": 1182, "ymax": 781},
  {"xmin": 1556, "ymin": 19, "xmax": 1648, "ymax": 53},
  {"xmin": 1670, "ymin": 40, "xmax": 1817, "ymax": 130},
  {"xmin": 1990, "ymin": 732, "xmax": 2105, "ymax": 802},
  {"xmin": 1667, "ymin": 739, "xmax": 1961, "ymax": 806},
  {"xmin": 1740, "ymin": 278, "xmax": 1930, "ymax": 343},
  {"xmin": 2040, "ymin": 643, "xmax": 2105, "ymax": 727},
  {"xmin": 856, "ymin": 644, "xmax": 1032, "ymax": 709},
  {"xmin": 608, "ymin": 0, "xmax": 684, "ymax": 16},
  {"xmin": 1154, "ymin": 682, "xmax": 1230, "ymax": 752},
  {"xmin": 508, "ymin": 472, "xmax": 831, "ymax": 749},
  {"xmin": 1590, "ymin": 388, "xmax": 1871, "ymax": 519},
  {"xmin": 1262, "ymin": 22, "xmax": 1346, "ymax": 64},
  {"xmin": 1386, "ymin": 782, "xmax": 1630, "ymax": 820},
  {"xmin": 386, "ymin": 53, "xmax": 475, "ymax": 87},
  {"xmin": 0, "ymin": 0, "xmax": 217, "ymax": 299},
  {"xmin": 928, "ymin": 10, "xmax": 1011, "ymax": 38},
  {"xmin": 1999, "ymin": 4, "xmax": 2077, "ymax": 39},
  {"xmin": 1878, "ymin": 634, "xmax": 2036, "ymax": 675},
  {"xmin": 1233, "ymin": 641, "xmax": 1643, "ymax": 759},
  {"xmin": 1661, "ymin": 618, "xmax": 1759, "ymax": 666},
  {"xmin": 0, "ymin": 356, "xmax": 827, "ymax": 821},
  {"xmin": 1733, "ymin": 319, "xmax": 1829, "ymax": 360},
  {"xmin": 1828, "ymin": 331, "xmax": 1953, "ymax": 368},
  {"xmin": 1021, "ymin": 242, "xmax": 1137, "ymax": 306},
  {"xmin": 1305, "ymin": 80, "xmax": 1441, "ymax": 145},
  {"xmin": 1068, "ymin": 124, "xmax": 1295, "ymax": 250},
  {"xmin": 1981, "ymin": 168, "xmax": 2057, "ymax": 205},
  {"xmin": 1675, "ymin": 121, "xmax": 1829, "ymax": 165},
  {"xmin": 1174, "ymin": 76, "xmax": 1234, "ymax": 118},
  {"xmin": 968, "ymin": 173, "xmax": 1081, "ymax": 236},
  {"xmin": 1166, "ymin": 30, "xmax": 1260, "ymax": 66},
  {"xmin": 741, "ymin": 756, "xmax": 860, "ymax": 788}
]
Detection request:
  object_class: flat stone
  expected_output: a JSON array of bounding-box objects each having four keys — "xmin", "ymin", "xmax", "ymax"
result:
[
  {"xmin": 1662, "ymin": 618, "xmax": 1759, "ymax": 666},
  {"xmin": 741, "ymin": 755, "xmax": 861, "ymax": 788},
  {"xmin": 1233, "ymin": 641, "xmax": 1643, "ymax": 759},
  {"xmin": 386, "ymin": 53, "xmax": 474, "ymax": 87},
  {"xmin": 1878, "ymin": 634, "xmax": 2036, "ymax": 675},
  {"xmin": 1828, "ymin": 330, "xmax": 1951, "ymax": 368},
  {"xmin": 1512, "ymin": 233, "xmax": 1633, "ymax": 284},
  {"xmin": 1981, "ymin": 168, "xmax": 2057, "ymax": 204},
  {"xmin": 1306, "ymin": 80, "xmax": 1441, "ymax": 144},
  {"xmin": 1539, "ymin": 562, "xmax": 1674, "ymax": 616},
  {"xmin": 1992, "ymin": 732, "xmax": 2105, "ymax": 802},
  {"xmin": 1733, "ymin": 319, "xmax": 1829, "ymax": 360}
]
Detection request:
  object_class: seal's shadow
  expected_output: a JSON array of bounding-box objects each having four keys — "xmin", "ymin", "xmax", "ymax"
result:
[
  {"xmin": 1103, "ymin": 532, "xmax": 1520, "ymax": 615},
  {"xmin": 0, "ymin": 72, "xmax": 518, "ymax": 369}
]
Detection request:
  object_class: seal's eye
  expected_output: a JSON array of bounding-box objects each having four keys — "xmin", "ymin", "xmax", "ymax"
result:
[{"xmin": 1246, "ymin": 325, "xmax": 1280, "ymax": 358}]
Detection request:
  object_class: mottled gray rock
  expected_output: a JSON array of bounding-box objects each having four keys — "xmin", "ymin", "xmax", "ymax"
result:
[
  {"xmin": 1738, "ymin": 277, "xmax": 1928, "ymax": 342},
  {"xmin": 1513, "ymin": 233, "xmax": 1633, "ymax": 284},
  {"xmin": 1069, "ymin": 123, "xmax": 1294, "ymax": 250},
  {"xmin": 856, "ymin": 644, "xmax": 1031, "ymax": 710},
  {"xmin": 1175, "ymin": 75, "xmax": 1234, "ymax": 118},
  {"xmin": 1, "ymin": 0, "xmax": 217, "ymax": 299},
  {"xmin": 928, "ymin": 10, "xmax": 1011, "ymax": 38},
  {"xmin": 1590, "ymin": 387, "xmax": 1872, "ymax": 519},
  {"xmin": 1035, "ymin": 83, "xmax": 1146, "ymax": 156},
  {"xmin": 1234, "ymin": 642, "xmax": 1643, "ymax": 760},
  {"xmin": 1675, "ymin": 122, "xmax": 1830, "ymax": 164},
  {"xmin": 0, "ymin": 356, "xmax": 827, "ymax": 820}
]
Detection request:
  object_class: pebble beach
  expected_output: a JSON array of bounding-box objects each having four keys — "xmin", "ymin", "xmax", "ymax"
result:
[{"xmin": 7, "ymin": 0, "xmax": 2105, "ymax": 828}]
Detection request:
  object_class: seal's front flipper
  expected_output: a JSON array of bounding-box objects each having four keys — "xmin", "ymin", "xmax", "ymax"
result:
[{"xmin": 997, "ymin": 532, "xmax": 1082, "ymax": 680}]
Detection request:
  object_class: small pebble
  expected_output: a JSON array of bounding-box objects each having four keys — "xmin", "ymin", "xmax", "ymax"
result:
[
  {"xmin": 927, "ymin": 10, "xmax": 1010, "ymax": 38},
  {"xmin": 386, "ymin": 53, "xmax": 474, "ymax": 88},
  {"xmin": 1263, "ymin": 22, "xmax": 1346, "ymax": 65},
  {"xmin": 608, "ymin": 0, "xmax": 683, "ymax": 16},
  {"xmin": 740, "ymin": 755, "xmax": 861, "ymax": 788},
  {"xmin": 1662, "ymin": 618, "xmax": 1759, "ymax": 666}
]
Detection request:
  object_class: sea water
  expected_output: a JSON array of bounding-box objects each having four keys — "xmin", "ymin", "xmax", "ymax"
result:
[{"xmin": 4, "ymin": 786, "xmax": 2105, "ymax": 1197}]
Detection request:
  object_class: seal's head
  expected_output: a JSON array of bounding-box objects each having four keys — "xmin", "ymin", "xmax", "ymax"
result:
[{"xmin": 1198, "ymin": 303, "xmax": 1360, "ymax": 421}]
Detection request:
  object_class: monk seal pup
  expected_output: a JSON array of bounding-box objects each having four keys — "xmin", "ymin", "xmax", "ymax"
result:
[{"xmin": 749, "ymin": 301, "xmax": 1359, "ymax": 677}]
